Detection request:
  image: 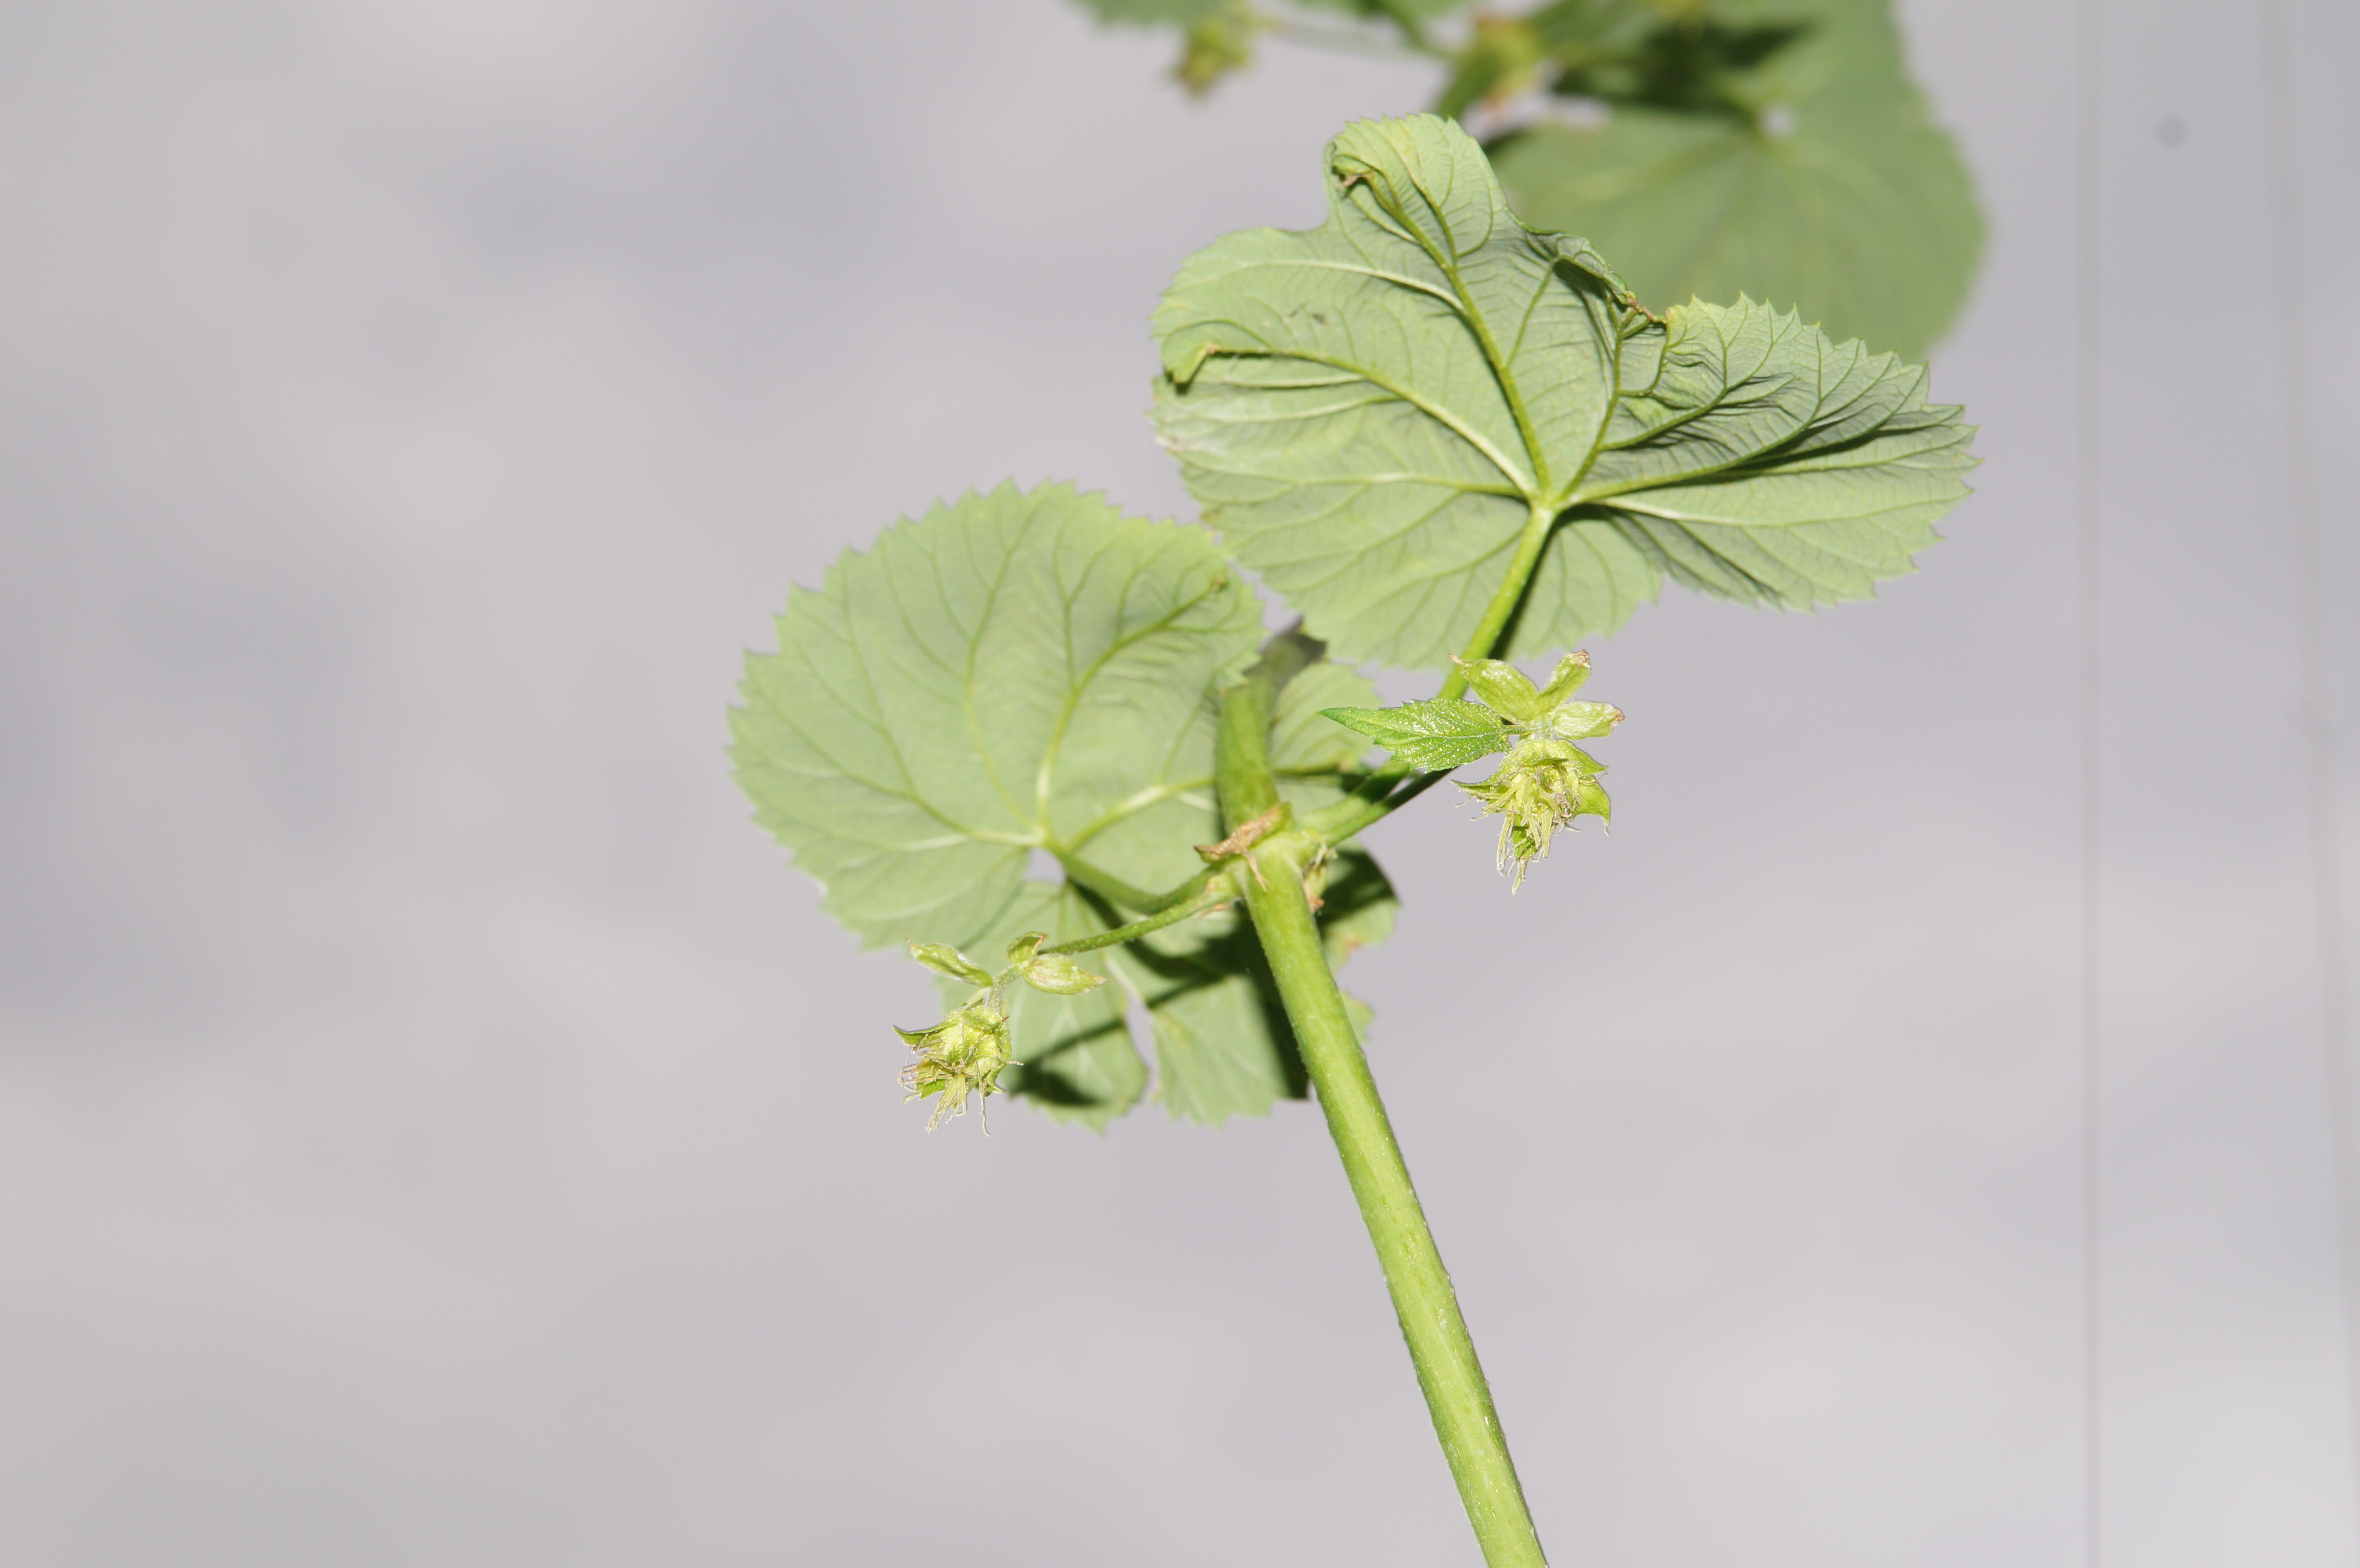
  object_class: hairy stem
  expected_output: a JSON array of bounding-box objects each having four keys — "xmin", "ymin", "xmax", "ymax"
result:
[
  {"xmin": 1217, "ymin": 638, "xmax": 1549, "ymax": 1568},
  {"xmin": 1040, "ymin": 876, "xmax": 1235, "ymax": 956}
]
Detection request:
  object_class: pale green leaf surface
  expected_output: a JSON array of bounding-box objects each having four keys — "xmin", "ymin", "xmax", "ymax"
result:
[
  {"xmin": 1151, "ymin": 114, "xmax": 1973, "ymax": 668},
  {"xmin": 731, "ymin": 481, "xmax": 1262, "ymax": 951},
  {"xmin": 1489, "ymin": 0, "xmax": 1983, "ymax": 360}
]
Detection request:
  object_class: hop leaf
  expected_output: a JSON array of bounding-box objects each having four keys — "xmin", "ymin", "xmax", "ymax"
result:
[
  {"xmin": 1152, "ymin": 114, "xmax": 1976, "ymax": 668},
  {"xmin": 1488, "ymin": 0, "xmax": 1984, "ymax": 362}
]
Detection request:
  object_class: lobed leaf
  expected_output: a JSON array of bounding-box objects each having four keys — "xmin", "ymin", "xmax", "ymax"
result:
[
  {"xmin": 1151, "ymin": 113, "xmax": 1974, "ymax": 670},
  {"xmin": 732, "ymin": 481, "xmax": 1262, "ymax": 951}
]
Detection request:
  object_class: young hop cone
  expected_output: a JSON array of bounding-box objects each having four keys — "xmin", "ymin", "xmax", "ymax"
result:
[
  {"xmin": 1460, "ymin": 736, "xmax": 1612, "ymax": 891},
  {"xmin": 897, "ymin": 1003, "xmax": 1019, "ymax": 1131}
]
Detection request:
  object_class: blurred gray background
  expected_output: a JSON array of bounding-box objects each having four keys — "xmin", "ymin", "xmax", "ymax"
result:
[{"xmin": 2, "ymin": 0, "xmax": 2355, "ymax": 1563}]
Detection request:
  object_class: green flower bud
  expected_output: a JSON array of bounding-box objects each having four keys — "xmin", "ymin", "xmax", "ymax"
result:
[
  {"xmin": 906, "ymin": 941, "xmax": 994, "ymax": 987},
  {"xmin": 1017, "ymin": 952, "xmax": 1106, "ymax": 996},
  {"xmin": 999, "ymin": 930, "xmax": 1107, "ymax": 996},
  {"xmin": 896, "ymin": 1002, "xmax": 1018, "ymax": 1131},
  {"xmin": 1533, "ymin": 649, "xmax": 1591, "ymax": 705},
  {"xmin": 1455, "ymin": 657, "xmax": 1545, "ymax": 723},
  {"xmin": 1541, "ymin": 699, "xmax": 1623, "ymax": 742}
]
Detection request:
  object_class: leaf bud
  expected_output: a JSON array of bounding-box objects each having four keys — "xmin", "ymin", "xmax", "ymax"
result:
[
  {"xmin": 1017, "ymin": 952, "xmax": 1106, "ymax": 996},
  {"xmin": 1454, "ymin": 657, "xmax": 1544, "ymax": 723},
  {"xmin": 907, "ymin": 941, "xmax": 994, "ymax": 987},
  {"xmin": 1534, "ymin": 649, "xmax": 1592, "ymax": 705},
  {"xmin": 1541, "ymin": 699, "xmax": 1623, "ymax": 741}
]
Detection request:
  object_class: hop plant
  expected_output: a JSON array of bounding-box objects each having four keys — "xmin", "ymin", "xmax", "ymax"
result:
[{"xmin": 731, "ymin": 114, "xmax": 1976, "ymax": 1567}]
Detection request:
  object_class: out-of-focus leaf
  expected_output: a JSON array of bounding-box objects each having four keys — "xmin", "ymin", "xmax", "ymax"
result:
[
  {"xmin": 1487, "ymin": 0, "xmax": 1982, "ymax": 359},
  {"xmin": 1070, "ymin": 0, "xmax": 1231, "ymax": 23}
]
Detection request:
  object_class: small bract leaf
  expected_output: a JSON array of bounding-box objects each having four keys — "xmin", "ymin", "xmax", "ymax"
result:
[
  {"xmin": 1543, "ymin": 699, "xmax": 1622, "ymax": 740},
  {"xmin": 1005, "ymin": 932, "xmax": 1048, "ymax": 968},
  {"xmin": 1322, "ymin": 699, "xmax": 1512, "ymax": 772},
  {"xmin": 1020, "ymin": 952, "xmax": 1109, "ymax": 996},
  {"xmin": 1151, "ymin": 113, "xmax": 1974, "ymax": 669},
  {"xmin": 1534, "ymin": 649, "xmax": 1591, "ymax": 704},
  {"xmin": 908, "ymin": 942, "xmax": 995, "ymax": 987},
  {"xmin": 1459, "ymin": 658, "xmax": 1545, "ymax": 723}
]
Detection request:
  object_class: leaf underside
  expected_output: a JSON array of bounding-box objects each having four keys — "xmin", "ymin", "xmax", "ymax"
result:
[
  {"xmin": 732, "ymin": 482, "xmax": 1394, "ymax": 1127},
  {"xmin": 1151, "ymin": 112, "xmax": 1976, "ymax": 671},
  {"xmin": 1488, "ymin": 0, "xmax": 1983, "ymax": 363}
]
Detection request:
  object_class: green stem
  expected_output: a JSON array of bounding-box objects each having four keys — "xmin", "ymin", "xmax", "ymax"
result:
[
  {"xmin": 1041, "ymin": 876, "xmax": 1235, "ymax": 956},
  {"xmin": 1301, "ymin": 763, "xmax": 1451, "ymax": 844},
  {"xmin": 1217, "ymin": 641, "xmax": 1549, "ymax": 1568},
  {"xmin": 1071, "ymin": 501, "xmax": 1562, "ymax": 935},
  {"xmin": 1439, "ymin": 502, "xmax": 1557, "ymax": 702},
  {"xmin": 1052, "ymin": 851, "xmax": 1192, "ymax": 916}
]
